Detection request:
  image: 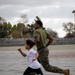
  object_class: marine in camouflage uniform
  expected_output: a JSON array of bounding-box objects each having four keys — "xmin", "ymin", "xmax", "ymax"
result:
[{"xmin": 33, "ymin": 20, "xmax": 70, "ymax": 75}]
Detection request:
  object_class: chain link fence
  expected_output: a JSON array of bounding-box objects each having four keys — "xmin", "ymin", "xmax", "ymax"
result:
[{"xmin": 0, "ymin": 38, "xmax": 75, "ymax": 46}]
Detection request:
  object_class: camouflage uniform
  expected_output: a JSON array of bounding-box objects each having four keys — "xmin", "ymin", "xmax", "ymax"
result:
[{"xmin": 33, "ymin": 28, "xmax": 63, "ymax": 74}]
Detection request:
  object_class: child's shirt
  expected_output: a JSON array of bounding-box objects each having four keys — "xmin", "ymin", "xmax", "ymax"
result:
[{"xmin": 25, "ymin": 48, "xmax": 41, "ymax": 69}]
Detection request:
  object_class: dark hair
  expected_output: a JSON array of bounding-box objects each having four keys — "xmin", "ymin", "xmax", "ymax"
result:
[
  {"xmin": 35, "ymin": 20, "xmax": 43, "ymax": 27},
  {"xmin": 26, "ymin": 39, "xmax": 35, "ymax": 48}
]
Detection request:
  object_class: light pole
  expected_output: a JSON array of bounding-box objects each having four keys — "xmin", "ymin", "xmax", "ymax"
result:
[
  {"xmin": 72, "ymin": 10, "xmax": 75, "ymax": 25},
  {"xmin": 72, "ymin": 10, "xmax": 75, "ymax": 33}
]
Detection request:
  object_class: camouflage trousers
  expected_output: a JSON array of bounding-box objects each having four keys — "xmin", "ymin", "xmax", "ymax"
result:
[{"xmin": 37, "ymin": 47, "xmax": 64, "ymax": 74}]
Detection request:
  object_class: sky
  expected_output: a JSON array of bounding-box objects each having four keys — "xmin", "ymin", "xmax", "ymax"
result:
[{"xmin": 0, "ymin": 0, "xmax": 75, "ymax": 37}]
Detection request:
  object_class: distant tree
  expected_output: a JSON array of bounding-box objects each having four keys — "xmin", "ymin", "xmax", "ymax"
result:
[
  {"xmin": 0, "ymin": 17, "xmax": 6, "ymax": 38},
  {"xmin": 23, "ymin": 26, "xmax": 29, "ymax": 34},
  {"xmin": 0, "ymin": 23, "xmax": 4, "ymax": 38},
  {"xmin": 64, "ymin": 33, "xmax": 74, "ymax": 38},
  {"xmin": 11, "ymin": 22, "xmax": 31, "ymax": 38},
  {"xmin": 11, "ymin": 23, "xmax": 24, "ymax": 38},
  {"xmin": 16, "ymin": 23, "xmax": 25, "ymax": 31},
  {"xmin": 17, "ymin": 23, "xmax": 31, "ymax": 38},
  {"xmin": 20, "ymin": 14, "xmax": 28, "ymax": 24},
  {"xmin": 7, "ymin": 22, "xmax": 12, "ymax": 37},
  {"xmin": 11, "ymin": 30, "xmax": 21, "ymax": 38},
  {"xmin": 0, "ymin": 17, "xmax": 12, "ymax": 38},
  {"xmin": 0, "ymin": 21, "xmax": 12, "ymax": 38},
  {"xmin": 27, "ymin": 24, "xmax": 34, "ymax": 37},
  {"xmin": 46, "ymin": 28, "xmax": 58, "ymax": 38},
  {"xmin": 34, "ymin": 16, "xmax": 41, "ymax": 21},
  {"xmin": 0, "ymin": 16, "xmax": 6, "ymax": 23},
  {"xmin": 63, "ymin": 22, "xmax": 75, "ymax": 38},
  {"xmin": 63, "ymin": 22, "xmax": 74, "ymax": 34},
  {"xmin": 72, "ymin": 32, "xmax": 75, "ymax": 37},
  {"xmin": 11, "ymin": 25, "xmax": 17, "ymax": 32},
  {"xmin": 7, "ymin": 22, "xmax": 12, "ymax": 30}
]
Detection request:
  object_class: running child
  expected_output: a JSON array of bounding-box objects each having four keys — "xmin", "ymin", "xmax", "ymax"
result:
[{"xmin": 17, "ymin": 39, "xmax": 43, "ymax": 75}]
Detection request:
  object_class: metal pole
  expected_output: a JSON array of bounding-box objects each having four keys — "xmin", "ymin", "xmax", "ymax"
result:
[
  {"xmin": 72, "ymin": 10, "xmax": 75, "ymax": 33},
  {"xmin": 74, "ymin": 13, "xmax": 75, "ymax": 25},
  {"xmin": 72, "ymin": 10, "xmax": 75, "ymax": 25}
]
